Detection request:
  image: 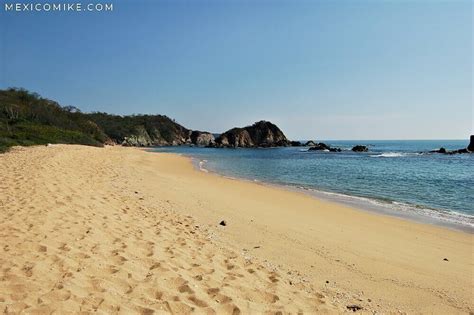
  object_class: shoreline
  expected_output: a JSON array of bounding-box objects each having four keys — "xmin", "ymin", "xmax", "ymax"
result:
[
  {"xmin": 187, "ymin": 154, "xmax": 473, "ymax": 234},
  {"xmin": 1, "ymin": 145, "xmax": 472, "ymax": 313}
]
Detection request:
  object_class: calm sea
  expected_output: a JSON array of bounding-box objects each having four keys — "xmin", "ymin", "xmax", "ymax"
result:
[{"xmin": 150, "ymin": 140, "xmax": 473, "ymax": 231}]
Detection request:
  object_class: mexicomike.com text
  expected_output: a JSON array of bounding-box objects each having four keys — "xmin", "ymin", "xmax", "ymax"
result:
[{"xmin": 4, "ymin": 2, "xmax": 113, "ymax": 12}]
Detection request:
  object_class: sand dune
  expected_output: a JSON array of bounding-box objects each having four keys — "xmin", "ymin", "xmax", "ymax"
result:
[{"xmin": 0, "ymin": 145, "xmax": 472, "ymax": 314}]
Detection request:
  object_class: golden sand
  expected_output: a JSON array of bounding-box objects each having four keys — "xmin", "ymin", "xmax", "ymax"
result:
[{"xmin": 0, "ymin": 145, "xmax": 472, "ymax": 314}]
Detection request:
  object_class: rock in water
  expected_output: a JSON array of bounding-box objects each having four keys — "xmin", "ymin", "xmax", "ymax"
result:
[
  {"xmin": 307, "ymin": 142, "xmax": 343, "ymax": 152},
  {"xmin": 214, "ymin": 121, "xmax": 290, "ymax": 148},
  {"xmin": 352, "ymin": 145, "xmax": 368, "ymax": 152},
  {"xmin": 308, "ymin": 142, "xmax": 331, "ymax": 151},
  {"xmin": 468, "ymin": 135, "xmax": 474, "ymax": 152}
]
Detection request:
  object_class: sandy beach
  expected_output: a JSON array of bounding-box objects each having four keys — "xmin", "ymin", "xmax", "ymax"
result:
[{"xmin": 0, "ymin": 145, "xmax": 472, "ymax": 314}]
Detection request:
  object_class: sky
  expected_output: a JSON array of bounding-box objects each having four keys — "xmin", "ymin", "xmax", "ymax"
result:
[{"xmin": 0, "ymin": 0, "xmax": 472, "ymax": 140}]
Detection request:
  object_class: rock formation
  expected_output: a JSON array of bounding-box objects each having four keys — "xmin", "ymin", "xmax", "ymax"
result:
[
  {"xmin": 89, "ymin": 113, "xmax": 192, "ymax": 147},
  {"xmin": 122, "ymin": 126, "xmax": 153, "ymax": 146},
  {"xmin": 308, "ymin": 142, "xmax": 331, "ymax": 151},
  {"xmin": 430, "ymin": 147, "xmax": 447, "ymax": 154},
  {"xmin": 213, "ymin": 121, "xmax": 290, "ymax": 148},
  {"xmin": 430, "ymin": 136, "xmax": 473, "ymax": 154},
  {"xmin": 190, "ymin": 131, "xmax": 215, "ymax": 147},
  {"xmin": 352, "ymin": 145, "xmax": 368, "ymax": 152},
  {"xmin": 307, "ymin": 142, "xmax": 342, "ymax": 152}
]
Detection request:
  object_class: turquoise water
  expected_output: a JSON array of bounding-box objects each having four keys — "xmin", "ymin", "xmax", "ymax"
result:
[{"xmin": 151, "ymin": 140, "xmax": 473, "ymax": 230}]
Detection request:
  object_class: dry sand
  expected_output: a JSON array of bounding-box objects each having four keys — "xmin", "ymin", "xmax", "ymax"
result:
[{"xmin": 0, "ymin": 145, "xmax": 472, "ymax": 314}]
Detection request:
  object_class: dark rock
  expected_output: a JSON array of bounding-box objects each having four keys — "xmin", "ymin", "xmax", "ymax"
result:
[
  {"xmin": 307, "ymin": 142, "xmax": 343, "ymax": 152},
  {"xmin": 305, "ymin": 140, "xmax": 316, "ymax": 146},
  {"xmin": 351, "ymin": 145, "xmax": 368, "ymax": 152},
  {"xmin": 214, "ymin": 121, "xmax": 290, "ymax": 148},
  {"xmin": 325, "ymin": 280, "xmax": 329, "ymax": 284},
  {"xmin": 430, "ymin": 140, "xmax": 472, "ymax": 154},
  {"xmin": 346, "ymin": 305, "xmax": 363, "ymax": 312},
  {"xmin": 447, "ymin": 148, "xmax": 469, "ymax": 154},
  {"xmin": 219, "ymin": 220, "xmax": 227, "ymax": 226},
  {"xmin": 430, "ymin": 147, "xmax": 447, "ymax": 154},
  {"xmin": 290, "ymin": 141, "xmax": 302, "ymax": 147},
  {"xmin": 468, "ymin": 135, "xmax": 474, "ymax": 152},
  {"xmin": 190, "ymin": 130, "xmax": 215, "ymax": 147},
  {"xmin": 443, "ymin": 258, "xmax": 449, "ymax": 261},
  {"xmin": 308, "ymin": 142, "xmax": 331, "ymax": 151}
]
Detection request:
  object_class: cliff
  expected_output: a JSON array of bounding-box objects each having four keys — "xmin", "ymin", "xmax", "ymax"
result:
[
  {"xmin": 86, "ymin": 113, "xmax": 192, "ymax": 146},
  {"xmin": 190, "ymin": 131, "xmax": 215, "ymax": 147},
  {"xmin": 213, "ymin": 121, "xmax": 290, "ymax": 148}
]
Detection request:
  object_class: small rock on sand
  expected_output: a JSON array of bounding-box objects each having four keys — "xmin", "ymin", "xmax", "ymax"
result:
[{"xmin": 347, "ymin": 304, "xmax": 363, "ymax": 312}]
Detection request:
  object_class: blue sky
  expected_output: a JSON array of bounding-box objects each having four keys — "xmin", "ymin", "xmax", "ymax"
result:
[{"xmin": 0, "ymin": 0, "xmax": 472, "ymax": 139}]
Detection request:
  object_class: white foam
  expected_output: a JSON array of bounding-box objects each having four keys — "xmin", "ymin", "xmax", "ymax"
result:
[
  {"xmin": 299, "ymin": 187, "xmax": 474, "ymax": 230},
  {"xmin": 198, "ymin": 160, "xmax": 208, "ymax": 173},
  {"xmin": 370, "ymin": 152, "xmax": 420, "ymax": 158}
]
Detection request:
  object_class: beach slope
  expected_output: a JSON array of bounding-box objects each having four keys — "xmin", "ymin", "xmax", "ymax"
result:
[{"xmin": 0, "ymin": 145, "xmax": 472, "ymax": 314}]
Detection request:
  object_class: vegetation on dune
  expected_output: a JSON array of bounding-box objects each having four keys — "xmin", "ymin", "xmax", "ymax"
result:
[
  {"xmin": 0, "ymin": 88, "xmax": 191, "ymax": 152},
  {"xmin": 0, "ymin": 88, "xmax": 107, "ymax": 152}
]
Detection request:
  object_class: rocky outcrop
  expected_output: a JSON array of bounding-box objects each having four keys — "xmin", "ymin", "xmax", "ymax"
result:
[
  {"xmin": 290, "ymin": 141, "xmax": 302, "ymax": 147},
  {"xmin": 122, "ymin": 126, "xmax": 153, "ymax": 146},
  {"xmin": 352, "ymin": 145, "xmax": 368, "ymax": 152},
  {"xmin": 430, "ymin": 147, "xmax": 447, "ymax": 154},
  {"xmin": 305, "ymin": 140, "xmax": 316, "ymax": 146},
  {"xmin": 430, "ymin": 136, "xmax": 473, "ymax": 154},
  {"xmin": 89, "ymin": 113, "xmax": 192, "ymax": 147},
  {"xmin": 190, "ymin": 131, "xmax": 215, "ymax": 146},
  {"xmin": 431, "ymin": 147, "xmax": 469, "ymax": 155},
  {"xmin": 213, "ymin": 121, "xmax": 290, "ymax": 148},
  {"xmin": 308, "ymin": 142, "xmax": 331, "ymax": 151},
  {"xmin": 307, "ymin": 142, "xmax": 342, "ymax": 152}
]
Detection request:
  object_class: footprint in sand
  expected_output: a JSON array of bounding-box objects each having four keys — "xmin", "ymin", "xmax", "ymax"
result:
[{"xmin": 187, "ymin": 295, "xmax": 208, "ymax": 308}]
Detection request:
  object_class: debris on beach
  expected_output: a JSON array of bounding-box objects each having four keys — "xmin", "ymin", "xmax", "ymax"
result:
[
  {"xmin": 346, "ymin": 304, "xmax": 363, "ymax": 312},
  {"xmin": 219, "ymin": 220, "xmax": 227, "ymax": 226}
]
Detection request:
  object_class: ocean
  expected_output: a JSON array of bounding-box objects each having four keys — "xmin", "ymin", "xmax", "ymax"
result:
[{"xmin": 150, "ymin": 140, "xmax": 473, "ymax": 231}]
